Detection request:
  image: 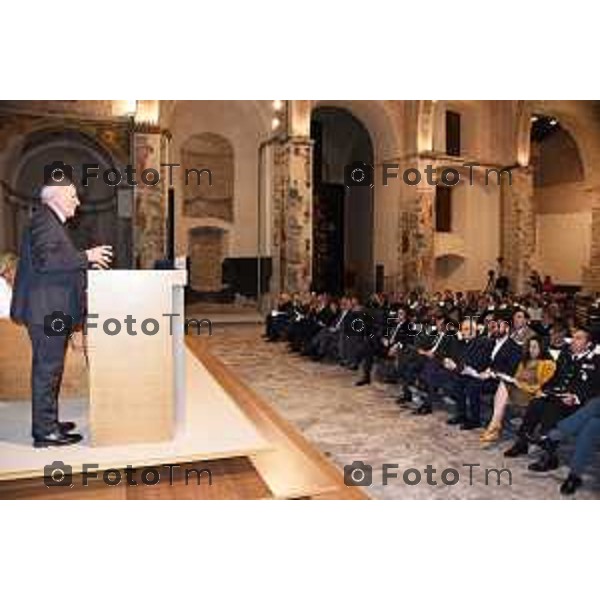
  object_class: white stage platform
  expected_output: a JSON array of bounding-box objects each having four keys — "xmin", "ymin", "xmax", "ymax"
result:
[{"xmin": 0, "ymin": 347, "xmax": 271, "ymax": 481}]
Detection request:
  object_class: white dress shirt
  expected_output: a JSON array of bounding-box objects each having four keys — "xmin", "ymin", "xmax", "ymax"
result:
[{"xmin": 491, "ymin": 335, "xmax": 509, "ymax": 360}]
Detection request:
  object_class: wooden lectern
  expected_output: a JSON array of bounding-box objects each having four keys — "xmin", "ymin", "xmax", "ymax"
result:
[{"xmin": 86, "ymin": 269, "xmax": 187, "ymax": 446}]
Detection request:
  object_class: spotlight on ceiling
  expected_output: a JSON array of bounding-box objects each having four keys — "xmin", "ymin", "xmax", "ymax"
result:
[
  {"xmin": 272, "ymin": 100, "xmax": 283, "ymax": 111},
  {"xmin": 271, "ymin": 117, "xmax": 281, "ymax": 130},
  {"xmin": 530, "ymin": 115, "xmax": 539, "ymax": 122},
  {"xmin": 549, "ymin": 118, "xmax": 558, "ymax": 126}
]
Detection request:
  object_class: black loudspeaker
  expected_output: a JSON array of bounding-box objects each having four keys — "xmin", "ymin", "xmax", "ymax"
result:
[{"xmin": 375, "ymin": 264, "xmax": 384, "ymax": 293}]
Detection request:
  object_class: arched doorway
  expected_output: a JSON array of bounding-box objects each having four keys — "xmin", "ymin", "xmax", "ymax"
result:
[
  {"xmin": 310, "ymin": 107, "xmax": 374, "ymax": 296},
  {"xmin": 4, "ymin": 128, "xmax": 130, "ymax": 267},
  {"xmin": 530, "ymin": 116, "xmax": 588, "ymax": 287}
]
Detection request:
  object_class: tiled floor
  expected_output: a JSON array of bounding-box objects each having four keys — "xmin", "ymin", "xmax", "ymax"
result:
[{"xmin": 204, "ymin": 324, "xmax": 600, "ymax": 500}]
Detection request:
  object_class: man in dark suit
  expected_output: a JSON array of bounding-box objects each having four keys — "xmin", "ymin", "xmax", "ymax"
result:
[
  {"xmin": 504, "ymin": 328, "xmax": 600, "ymax": 458},
  {"xmin": 10, "ymin": 182, "xmax": 112, "ymax": 447},
  {"xmin": 354, "ymin": 305, "xmax": 412, "ymax": 386},
  {"xmin": 414, "ymin": 317, "xmax": 476, "ymax": 415},
  {"xmin": 453, "ymin": 314, "xmax": 522, "ymax": 429}
]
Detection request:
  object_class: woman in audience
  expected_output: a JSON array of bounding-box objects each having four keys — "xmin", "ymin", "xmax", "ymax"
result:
[
  {"xmin": 480, "ymin": 336, "xmax": 556, "ymax": 443},
  {"xmin": 0, "ymin": 252, "xmax": 18, "ymax": 318}
]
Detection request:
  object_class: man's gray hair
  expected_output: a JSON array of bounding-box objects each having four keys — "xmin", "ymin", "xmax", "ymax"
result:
[{"xmin": 40, "ymin": 183, "xmax": 74, "ymax": 205}]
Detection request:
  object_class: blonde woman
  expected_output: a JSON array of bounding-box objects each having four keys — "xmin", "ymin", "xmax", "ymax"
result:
[{"xmin": 481, "ymin": 336, "xmax": 556, "ymax": 443}]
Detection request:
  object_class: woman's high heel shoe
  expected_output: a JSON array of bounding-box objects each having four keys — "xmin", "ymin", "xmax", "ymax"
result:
[{"xmin": 480, "ymin": 422, "xmax": 502, "ymax": 443}]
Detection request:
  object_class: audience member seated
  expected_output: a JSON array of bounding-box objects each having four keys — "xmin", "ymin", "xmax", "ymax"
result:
[
  {"xmin": 309, "ymin": 296, "xmax": 350, "ymax": 361},
  {"xmin": 264, "ymin": 292, "xmax": 294, "ymax": 341},
  {"xmin": 510, "ymin": 307, "xmax": 535, "ymax": 347},
  {"xmin": 504, "ymin": 328, "xmax": 600, "ymax": 458},
  {"xmin": 414, "ymin": 317, "xmax": 476, "ymax": 415},
  {"xmin": 452, "ymin": 313, "xmax": 522, "ymax": 430},
  {"xmin": 527, "ymin": 396, "xmax": 600, "ymax": 495},
  {"xmin": 262, "ymin": 284, "xmax": 600, "ymax": 489},
  {"xmin": 480, "ymin": 336, "xmax": 556, "ymax": 443},
  {"xmin": 354, "ymin": 305, "xmax": 412, "ymax": 386}
]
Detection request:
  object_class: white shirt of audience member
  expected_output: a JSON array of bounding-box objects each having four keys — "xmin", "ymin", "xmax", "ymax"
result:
[
  {"xmin": 0, "ymin": 276, "xmax": 12, "ymax": 318},
  {"xmin": 491, "ymin": 335, "xmax": 509, "ymax": 360},
  {"xmin": 333, "ymin": 310, "xmax": 349, "ymax": 331}
]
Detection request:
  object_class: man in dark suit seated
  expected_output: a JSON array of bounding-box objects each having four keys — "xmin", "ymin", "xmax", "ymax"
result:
[
  {"xmin": 414, "ymin": 317, "xmax": 476, "ymax": 415},
  {"xmin": 309, "ymin": 296, "xmax": 351, "ymax": 361},
  {"xmin": 264, "ymin": 292, "xmax": 294, "ymax": 342},
  {"xmin": 527, "ymin": 396, "xmax": 600, "ymax": 495},
  {"xmin": 395, "ymin": 310, "xmax": 449, "ymax": 402},
  {"xmin": 354, "ymin": 305, "xmax": 412, "ymax": 386},
  {"xmin": 297, "ymin": 298, "xmax": 337, "ymax": 355},
  {"xmin": 10, "ymin": 182, "xmax": 112, "ymax": 447},
  {"xmin": 452, "ymin": 313, "xmax": 522, "ymax": 430},
  {"xmin": 504, "ymin": 328, "xmax": 600, "ymax": 458}
]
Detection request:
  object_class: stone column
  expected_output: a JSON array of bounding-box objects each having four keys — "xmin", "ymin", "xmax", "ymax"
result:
[
  {"xmin": 399, "ymin": 159, "xmax": 435, "ymax": 292},
  {"xmin": 582, "ymin": 185, "xmax": 600, "ymax": 293},
  {"xmin": 270, "ymin": 135, "xmax": 313, "ymax": 295},
  {"xmin": 500, "ymin": 166, "xmax": 535, "ymax": 294},
  {"xmin": 133, "ymin": 125, "xmax": 165, "ymax": 268}
]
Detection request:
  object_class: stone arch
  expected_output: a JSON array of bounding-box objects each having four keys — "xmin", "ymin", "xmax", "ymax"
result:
[
  {"xmin": 310, "ymin": 100, "xmax": 403, "ymax": 160},
  {"xmin": 515, "ymin": 101, "xmax": 594, "ymax": 181},
  {"xmin": 2, "ymin": 126, "xmax": 126, "ymax": 260}
]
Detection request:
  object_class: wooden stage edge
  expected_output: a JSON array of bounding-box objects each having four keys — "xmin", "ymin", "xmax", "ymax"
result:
[
  {"xmin": 188, "ymin": 338, "xmax": 369, "ymax": 500},
  {"xmin": 0, "ymin": 339, "xmax": 368, "ymax": 500}
]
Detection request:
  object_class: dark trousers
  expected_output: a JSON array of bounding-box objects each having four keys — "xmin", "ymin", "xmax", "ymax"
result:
[
  {"xmin": 357, "ymin": 337, "xmax": 385, "ymax": 377},
  {"xmin": 27, "ymin": 324, "xmax": 68, "ymax": 439},
  {"xmin": 519, "ymin": 395, "xmax": 580, "ymax": 439},
  {"xmin": 396, "ymin": 351, "xmax": 427, "ymax": 386},
  {"xmin": 420, "ymin": 361, "xmax": 455, "ymax": 408},
  {"xmin": 457, "ymin": 377, "xmax": 500, "ymax": 424},
  {"xmin": 551, "ymin": 397, "xmax": 600, "ymax": 475},
  {"xmin": 265, "ymin": 314, "xmax": 290, "ymax": 340}
]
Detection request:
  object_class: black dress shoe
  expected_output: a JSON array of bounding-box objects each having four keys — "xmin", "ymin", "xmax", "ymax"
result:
[
  {"xmin": 560, "ymin": 473, "xmax": 583, "ymax": 496},
  {"xmin": 396, "ymin": 387, "xmax": 412, "ymax": 405},
  {"xmin": 413, "ymin": 404, "xmax": 432, "ymax": 415},
  {"xmin": 33, "ymin": 432, "xmax": 83, "ymax": 448},
  {"xmin": 460, "ymin": 420, "xmax": 482, "ymax": 431},
  {"xmin": 355, "ymin": 378, "xmax": 371, "ymax": 386},
  {"xmin": 504, "ymin": 438, "xmax": 529, "ymax": 458},
  {"xmin": 348, "ymin": 364, "xmax": 359, "ymax": 371},
  {"xmin": 447, "ymin": 415, "xmax": 465, "ymax": 426},
  {"xmin": 59, "ymin": 421, "xmax": 77, "ymax": 434},
  {"xmin": 528, "ymin": 451, "xmax": 559, "ymax": 472}
]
